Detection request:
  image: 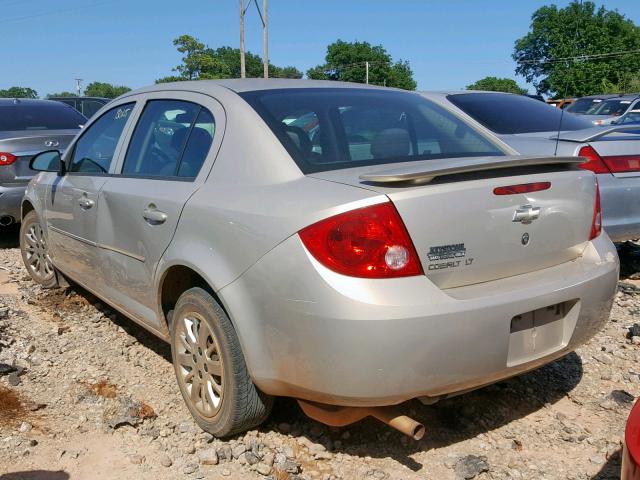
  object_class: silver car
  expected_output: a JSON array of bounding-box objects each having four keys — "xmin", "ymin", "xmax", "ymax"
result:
[
  {"xmin": 21, "ymin": 80, "xmax": 618, "ymax": 439},
  {"xmin": 422, "ymin": 91, "xmax": 640, "ymax": 242},
  {"xmin": 0, "ymin": 99, "xmax": 85, "ymax": 226}
]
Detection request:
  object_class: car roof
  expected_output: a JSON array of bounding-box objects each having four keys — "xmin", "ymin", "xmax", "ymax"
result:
[
  {"xmin": 125, "ymin": 78, "xmax": 391, "ymax": 96},
  {"xmin": 0, "ymin": 98, "xmax": 74, "ymax": 106},
  {"xmin": 48, "ymin": 96, "xmax": 110, "ymax": 101}
]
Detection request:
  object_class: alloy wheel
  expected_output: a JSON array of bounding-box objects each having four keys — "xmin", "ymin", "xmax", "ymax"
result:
[
  {"xmin": 175, "ymin": 313, "xmax": 224, "ymax": 417},
  {"xmin": 23, "ymin": 222, "xmax": 55, "ymax": 283}
]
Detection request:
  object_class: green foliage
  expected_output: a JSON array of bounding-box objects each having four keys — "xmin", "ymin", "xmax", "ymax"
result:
[
  {"xmin": 158, "ymin": 35, "xmax": 303, "ymax": 82},
  {"xmin": 467, "ymin": 76, "xmax": 528, "ymax": 94},
  {"xmin": 307, "ymin": 40, "xmax": 416, "ymax": 90},
  {"xmin": 84, "ymin": 82, "xmax": 131, "ymax": 98},
  {"xmin": 46, "ymin": 91, "xmax": 77, "ymax": 98},
  {"xmin": 0, "ymin": 86, "xmax": 38, "ymax": 98},
  {"xmin": 513, "ymin": 1, "xmax": 640, "ymax": 97}
]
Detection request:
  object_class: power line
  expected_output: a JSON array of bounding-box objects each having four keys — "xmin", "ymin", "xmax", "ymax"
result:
[{"xmin": 518, "ymin": 48, "xmax": 640, "ymax": 65}]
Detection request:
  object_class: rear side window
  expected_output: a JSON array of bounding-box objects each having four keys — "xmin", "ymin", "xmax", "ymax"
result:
[
  {"xmin": 69, "ymin": 103, "xmax": 134, "ymax": 174},
  {"xmin": 122, "ymin": 100, "xmax": 214, "ymax": 178},
  {"xmin": 447, "ymin": 93, "xmax": 593, "ymax": 134},
  {"xmin": 0, "ymin": 101, "xmax": 86, "ymax": 131},
  {"xmin": 241, "ymin": 88, "xmax": 503, "ymax": 174}
]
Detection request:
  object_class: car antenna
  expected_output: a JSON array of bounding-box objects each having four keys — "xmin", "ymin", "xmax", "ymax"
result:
[{"xmin": 555, "ymin": 0, "xmax": 583, "ymax": 156}]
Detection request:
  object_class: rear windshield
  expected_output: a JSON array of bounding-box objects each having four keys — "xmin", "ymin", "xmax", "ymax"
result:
[
  {"xmin": 585, "ymin": 98, "xmax": 634, "ymax": 116},
  {"xmin": 0, "ymin": 102, "xmax": 86, "ymax": 131},
  {"xmin": 241, "ymin": 88, "xmax": 503, "ymax": 173},
  {"xmin": 447, "ymin": 93, "xmax": 593, "ymax": 134},
  {"xmin": 565, "ymin": 98, "xmax": 598, "ymax": 114}
]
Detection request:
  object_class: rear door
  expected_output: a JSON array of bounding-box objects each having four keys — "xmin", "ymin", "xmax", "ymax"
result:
[
  {"xmin": 95, "ymin": 92, "xmax": 223, "ymax": 328},
  {"xmin": 46, "ymin": 102, "xmax": 136, "ymax": 285}
]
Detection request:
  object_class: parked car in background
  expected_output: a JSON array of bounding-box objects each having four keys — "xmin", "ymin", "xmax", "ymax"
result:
[
  {"xmin": 547, "ymin": 98, "xmax": 574, "ymax": 109},
  {"xmin": 583, "ymin": 94, "xmax": 640, "ymax": 125},
  {"xmin": 49, "ymin": 96, "xmax": 110, "ymax": 119},
  {"xmin": 0, "ymin": 99, "xmax": 85, "ymax": 225},
  {"xmin": 622, "ymin": 399, "xmax": 640, "ymax": 480},
  {"xmin": 21, "ymin": 79, "xmax": 618, "ymax": 439},
  {"xmin": 613, "ymin": 109, "xmax": 640, "ymax": 127},
  {"xmin": 564, "ymin": 94, "xmax": 618, "ymax": 115},
  {"xmin": 421, "ymin": 91, "xmax": 640, "ymax": 241}
]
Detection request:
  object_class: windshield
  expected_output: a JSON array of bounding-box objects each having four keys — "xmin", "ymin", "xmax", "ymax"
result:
[
  {"xmin": 617, "ymin": 111, "xmax": 640, "ymax": 125},
  {"xmin": 585, "ymin": 99, "xmax": 634, "ymax": 116},
  {"xmin": 447, "ymin": 92, "xmax": 593, "ymax": 134},
  {"xmin": 565, "ymin": 98, "xmax": 597, "ymax": 114},
  {"xmin": 0, "ymin": 102, "xmax": 86, "ymax": 131},
  {"xmin": 241, "ymin": 88, "xmax": 503, "ymax": 174}
]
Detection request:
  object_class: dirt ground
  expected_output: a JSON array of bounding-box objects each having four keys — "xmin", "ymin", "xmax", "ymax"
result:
[{"xmin": 1, "ymin": 224, "xmax": 639, "ymax": 480}]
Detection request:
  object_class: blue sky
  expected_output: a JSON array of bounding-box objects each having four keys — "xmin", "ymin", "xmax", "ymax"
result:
[{"xmin": 4, "ymin": 0, "xmax": 640, "ymax": 97}]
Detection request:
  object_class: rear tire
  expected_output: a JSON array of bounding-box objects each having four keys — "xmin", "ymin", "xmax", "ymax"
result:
[
  {"xmin": 170, "ymin": 287, "xmax": 273, "ymax": 437},
  {"xmin": 20, "ymin": 211, "xmax": 58, "ymax": 288}
]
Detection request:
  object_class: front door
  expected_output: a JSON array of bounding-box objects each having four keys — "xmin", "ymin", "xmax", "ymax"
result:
[
  {"xmin": 95, "ymin": 96, "xmax": 220, "ymax": 329},
  {"xmin": 46, "ymin": 102, "xmax": 135, "ymax": 287}
]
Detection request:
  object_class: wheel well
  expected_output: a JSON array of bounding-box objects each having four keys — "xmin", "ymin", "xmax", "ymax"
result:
[
  {"xmin": 22, "ymin": 200, "xmax": 34, "ymax": 220},
  {"xmin": 159, "ymin": 265, "xmax": 219, "ymax": 327}
]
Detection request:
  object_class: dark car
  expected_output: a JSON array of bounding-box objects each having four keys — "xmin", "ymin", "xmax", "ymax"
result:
[
  {"xmin": 0, "ymin": 99, "xmax": 85, "ymax": 225},
  {"xmin": 49, "ymin": 96, "xmax": 110, "ymax": 119}
]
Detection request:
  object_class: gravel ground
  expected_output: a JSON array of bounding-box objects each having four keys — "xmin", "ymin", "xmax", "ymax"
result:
[{"xmin": 0, "ymin": 225, "xmax": 639, "ymax": 480}]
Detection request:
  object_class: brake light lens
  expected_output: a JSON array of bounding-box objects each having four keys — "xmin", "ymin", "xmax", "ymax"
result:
[
  {"xmin": 601, "ymin": 155, "xmax": 640, "ymax": 173},
  {"xmin": 578, "ymin": 146, "xmax": 610, "ymax": 174},
  {"xmin": 0, "ymin": 152, "xmax": 16, "ymax": 166},
  {"xmin": 493, "ymin": 182, "xmax": 551, "ymax": 195},
  {"xmin": 299, "ymin": 202, "xmax": 423, "ymax": 278},
  {"xmin": 590, "ymin": 180, "xmax": 602, "ymax": 240}
]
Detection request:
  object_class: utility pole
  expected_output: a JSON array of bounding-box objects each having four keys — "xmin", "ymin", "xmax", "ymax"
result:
[
  {"xmin": 74, "ymin": 78, "xmax": 83, "ymax": 96},
  {"xmin": 365, "ymin": 61, "xmax": 369, "ymax": 84},
  {"xmin": 263, "ymin": 0, "xmax": 268, "ymax": 78},
  {"xmin": 239, "ymin": 0, "xmax": 246, "ymax": 78}
]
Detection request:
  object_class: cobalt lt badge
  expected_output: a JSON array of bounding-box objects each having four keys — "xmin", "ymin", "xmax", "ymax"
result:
[{"xmin": 521, "ymin": 232, "xmax": 530, "ymax": 246}]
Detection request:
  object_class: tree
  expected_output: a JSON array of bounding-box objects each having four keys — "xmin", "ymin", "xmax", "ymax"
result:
[
  {"xmin": 513, "ymin": 1, "xmax": 640, "ymax": 97},
  {"xmin": 46, "ymin": 91, "xmax": 77, "ymax": 98},
  {"xmin": 0, "ymin": 86, "xmax": 38, "ymax": 98},
  {"xmin": 158, "ymin": 35, "xmax": 302, "ymax": 82},
  {"xmin": 84, "ymin": 82, "xmax": 131, "ymax": 98},
  {"xmin": 467, "ymin": 76, "xmax": 528, "ymax": 94},
  {"xmin": 307, "ymin": 40, "xmax": 416, "ymax": 90}
]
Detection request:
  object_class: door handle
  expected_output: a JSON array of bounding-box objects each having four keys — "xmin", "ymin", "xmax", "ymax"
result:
[
  {"xmin": 142, "ymin": 206, "xmax": 168, "ymax": 225},
  {"xmin": 78, "ymin": 197, "xmax": 95, "ymax": 210}
]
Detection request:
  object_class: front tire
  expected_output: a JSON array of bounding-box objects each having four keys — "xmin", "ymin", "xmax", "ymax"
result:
[
  {"xmin": 170, "ymin": 287, "xmax": 273, "ymax": 437},
  {"xmin": 20, "ymin": 211, "xmax": 58, "ymax": 288}
]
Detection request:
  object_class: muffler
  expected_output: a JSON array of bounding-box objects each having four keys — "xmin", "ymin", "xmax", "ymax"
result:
[
  {"xmin": 297, "ymin": 399, "xmax": 425, "ymax": 440},
  {"xmin": 0, "ymin": 216, "xmax": 14, "ymax": 227}
]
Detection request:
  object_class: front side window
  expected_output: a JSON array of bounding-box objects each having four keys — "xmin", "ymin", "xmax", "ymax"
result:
[
  {"xmin": 69, "ymin": 103, "xmax": 134, "ymax": 174},
  {"xmin": 585, "ymin": 99, "xmax": 633, "ymax": 116},
  {"xmin": 122, "ymin": 100, "xmax": 214, "ymax": 178},
  {"xmin": 241, "ymin": 88, "xmax": 503, "ymax": 173}
]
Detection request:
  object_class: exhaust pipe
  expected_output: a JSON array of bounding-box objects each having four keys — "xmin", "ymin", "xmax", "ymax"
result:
[
  {"xmin": 0, "ymin": 216, "xmax": 14, "ymax": 227},
  {"xmin": 297, "ymin": 399, "xmax": 425, "ymax": 440}
]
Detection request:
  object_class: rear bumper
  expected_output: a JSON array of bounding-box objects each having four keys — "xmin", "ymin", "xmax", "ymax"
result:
[
  {"xmin": 0, "ymin": 184, "xmax": 26, "ymax": 222},
  {"xmin": 599, "ymin": 173, "xmax": 640, "ymax": 241},
  {"xmin": 221, "ymin": 232, "xmax": 619, "ymax": 407}
]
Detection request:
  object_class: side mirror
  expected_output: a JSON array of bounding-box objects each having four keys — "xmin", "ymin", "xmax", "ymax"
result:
[{"xmin": 30, "ymin": 150, "xmax": 65, "ymax": 175}]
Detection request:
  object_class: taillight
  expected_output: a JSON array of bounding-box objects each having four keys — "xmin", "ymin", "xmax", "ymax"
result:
[
  {"xmin": 0, "ymin": 152, "xmax": 16, "ymax": 166},
  {"xmin": 601, "ymin": 155, "xmax": 640, "ymax": 173},
  {"xmin": 578, "ymin": 146, "xmax": 610, "ymax": 174},
  {"xmin": 493, "ymin": 182, "xmax": 551, "ymax": 195},
  {"xmin": 589, "ymin": 180, "xmax": 602, "ymax": 240},
  {"xmin": 299, "ymin": 202, "xmax": 423, "ymax": 278}
]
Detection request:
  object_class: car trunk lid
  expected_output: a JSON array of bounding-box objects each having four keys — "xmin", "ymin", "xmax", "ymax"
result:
[
  {"xmin": 309, "ymin": 156, "xmax": 597, "ymax": 288},
  {"xmin": 0, "ymin": 129, "xmax": 77, "ymax": 184}
]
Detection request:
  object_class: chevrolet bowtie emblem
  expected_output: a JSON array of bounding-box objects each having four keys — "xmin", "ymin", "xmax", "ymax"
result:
[{"xmin": 513, "ymin": 205, "xmax": 540, "ymax": 224}]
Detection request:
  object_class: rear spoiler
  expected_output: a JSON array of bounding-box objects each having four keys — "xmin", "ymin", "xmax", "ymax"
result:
[
  {"xmin": 359, "ymin": 155, "xmax": 583, "ymax": 185},
  {"xmin": 552, "ymin": 124, "xmax": 640, "ymax": 143}
]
